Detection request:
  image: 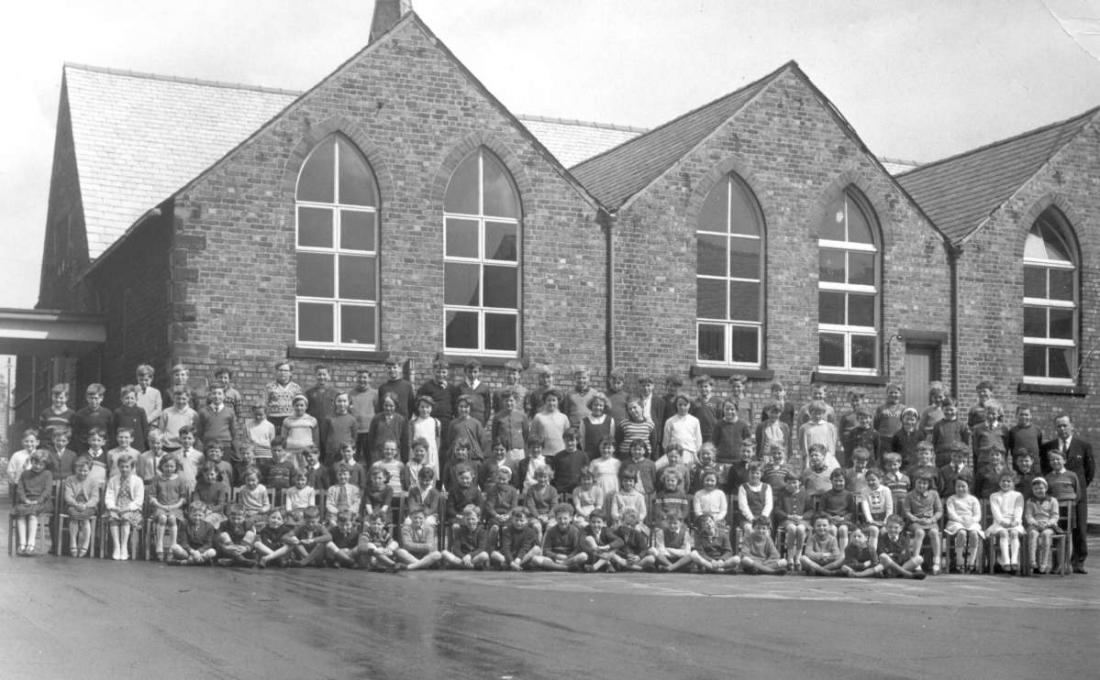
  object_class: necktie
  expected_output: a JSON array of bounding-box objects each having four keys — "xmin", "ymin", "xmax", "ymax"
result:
[{"xmin": 338, "ymin": 486, "xmax": 348, "ymax": 507}]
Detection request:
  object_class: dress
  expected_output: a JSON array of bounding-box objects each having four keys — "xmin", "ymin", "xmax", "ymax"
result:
[
  {"xmin": 571, "ymin": 485, "xmax": 605, "ymax": 520},
  {"xmin": 589, "ymin": 457, "xmax": 621, "ymax": 498},
  {"xmin": 409, "ymin": 416, "xmax": 441, "ymax": 475},
  {"xmin": 63, "ymin": 474, "xmax": 103, "ymax": 520},
  {"xmin": 944, "ymin": 494, "xmax": 983, "ymax": 536},
  {"xmin": 13, "ymin": 468, "xmax": 53, "ymax": 517},
  {"xmin": 581, "ymin": 415, "xmax": 614, "ymax": 460}
]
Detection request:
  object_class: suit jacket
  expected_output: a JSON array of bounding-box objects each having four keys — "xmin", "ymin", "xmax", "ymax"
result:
[{"xmin": 1040, "ymin": 437, "xmax": 1095, "ymax": 497}]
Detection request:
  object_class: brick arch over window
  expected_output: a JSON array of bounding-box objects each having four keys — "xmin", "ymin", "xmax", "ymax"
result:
[
  {"xmin": 807, "ymin": 170, "xmax": 895, "ymax": 252},
  {"xmin": 438, "ymin": 141, "xmax": 525, "ymax": 356},
  {"xmin": 1018, "ymin": 200, "xmax": 1081, "ymax": 385},
  {"xmin": 279, "ymin": 116, "xmax": 395, "ymax": 203},
  {"xmin": 689, "ymin": 161, "xmax": 768, "ymax": 369},
  {"xmin": 1013, "ymin": 193, "xmax": 1085, "ymax": 260},
  {"xmin": 292, "ymin": 133, "xmax": 382, "ymax": 350},
  {"xmin": 429, "ymin": 133, "xmax": 534, "ymax": 211}
]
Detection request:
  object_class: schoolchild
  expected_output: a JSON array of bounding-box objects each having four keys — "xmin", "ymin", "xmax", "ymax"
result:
[{"xmin": 169, "ymin": 501, "xmax": 218, "ymax": 566}]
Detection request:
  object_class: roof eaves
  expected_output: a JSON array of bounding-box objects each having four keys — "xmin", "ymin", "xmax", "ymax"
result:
[{"xmin": 63, "ymin": 62, "xmax": 303, "ymax": 97}]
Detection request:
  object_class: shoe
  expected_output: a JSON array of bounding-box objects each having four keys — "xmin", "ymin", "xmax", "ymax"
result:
[
  {"xmin": 932, "ymin": 564, "xmax": 941, "ymax": 575},
  {"xmin": 912, "ymin": 571, "xmax": 927, "ymax": 580},
  {"xmin": 1073, "ymin": 565, "xmax": 1087, "ymax": 575}
]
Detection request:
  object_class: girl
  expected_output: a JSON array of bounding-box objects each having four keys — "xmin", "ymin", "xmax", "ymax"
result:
[
  {"xmin": 987, "ymin": 472, "xmax": 1024, "ymax": 574},
  {"xmin": 571, "ymin": 469, "xmax": 605, "ymax": 527},
  {"xmin": 530, "ymin": 390, "xmax": 569, "ymax": 456},
  {"xmin": 691, "ymin": 469, "xmax": 728, "ymax": 527},
  {"xmin": 588, "ymin": 437, "xmax": 621, "ymax": 498},
  {"xmin": 192, "ymin": 462, "xmax": 231, "ymax": 527},
  {"xmin": 581, "ymin": 394, "xmax": 614, "ymax": 461},
  {"xmin": 362, "ymin": 464, "xmax": 394, "ymax": 521},
  {"xmin": 656, "ymin": 441, "xmax": 694, "ymax": 479},
  {"xmin": 690, "ymin": 514, "xmax": 738, "ymax": 574},
  {"xmin": 890, "ymin": 407, "xmax": 925, "ymax": 468},
  {"xmin": 368, "ymin": 394, "xmax": 408, "ymax": 464},
  {"xmin": 326, "ymin": 463, "xmax": 362, "ymax": 524},
  {"xmin": 1025, "ymin": 477, "xmax": 1060, "ymax": 574},
  {"xmin": 615, "ymin": 398, "xmax": 655, "ymax": 460},
  {"xmin": 737, "ymin": 462, "xmax": 773, "ymax": 536},
  {"xmin": 858, "ymin": 468, "xmax": 894, "ymax": 551},
  {"xmin": 442, "ymin": 439, "xmax": 474, "ymax": 492},
  {"xmin": 753, "ymin": 401, "xmax": 789, "ymax": 469},
  {"xmin": 662, "ymin": 394, "xmax": 702, "ymax": 462},
  {"xmin": 944, "ymin": 478, "xmax": 984, "ymax": 573},
  {"xmin": 405, "ymin": 466, "xmax": 441, "ymax": 527},
  {"xmin": 283, "ymin": 471, "xmax": 316, "ymax": 515},
  {"xmin": 150, "ymin": 455, "xmax": 188, "ymax": 560},
  {"xmin": 280, "ymin": 394, "xmax": 319, "ymax": 465},
  {"xmin": 12, "ymin": 451, "xmax": 53, "ymax": 556},
  {"xmin": 105, "ymin": 454, "xmax": 144, "ymax": 560},
  {"xmin": 376, "ymin": 439, "xmax": 405, "ymax": 495},
  {"xmin": 62, "ymin": 455, "xmax": 102, "ymax": 557},
  {"xmin": 523, "ymin": 464, "xmax": 559, "ymax": 529},
  {"xmin": 739, "ymin": 516, "xmax": 789, "ymax": 575},
  {"xmin": 235, "ymin": 467, "xmax": 271, "ymax": 523},
  {"xmin": 652, "ymin": 469, "xmax": 690, "ymax": 525},
  {"xmin": 408, "ymin": 396, "xmax": 441, "ymax": 477}
]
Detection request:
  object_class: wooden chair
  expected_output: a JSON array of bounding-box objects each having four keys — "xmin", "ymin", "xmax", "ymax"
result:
[
  {"xmin": 1052, "ymin": 500, "xmax": 1076, "ymax": 576},
  {"xmin": 55, "ymin": 485, "xmax": 103, "ymax": 557}
]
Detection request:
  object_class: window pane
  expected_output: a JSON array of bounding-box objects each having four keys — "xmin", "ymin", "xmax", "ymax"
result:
[
  {"xmin": 819, "ymin": 291, "xmax": 844, "ymax": 325},
  {"xmin": 730, "ymin": 326, "xmax": 759, "ymax": 364},
  {"xmin": 820, "ymin": 196, "xmax": 845, "ymax": 241},
  {"xmin": 1049, "ymin": 308, "xmax": 1074, "ymax": 340},
  {"xmin": 336, "ymin": 138, "xmax": 377, "ymax": 207},
  {"xmin": 848, "ymin": 252, "xmax": 875, "ymax": 285},
  {"xmin": 1023, "ymin": 307, "xmax": 1046, "ymax": 338},
  {"xmin": 297, "ymin": 141, "xmax": 334, "ymax": 203},
  {"xmin": 298, "ymin": 207, "xmax": 333, "ymax": 248},
  {"xmin": 819, "ymin": 333, "xmax": 844, "ymax": 367},
  {"xmin": 445, "ymin": 310, "xmax": 478, "ymax": 349},
  {"xmin": 340, "ymin": 210, "xmax": 375, "ymax": 251},
  {"xmin": 848, "ymin": 294, "xmax": 876, "ymax": 328},
  {"xmin": 729, "ymin": 179, "xmax": 760, "ymax": 236},
  {"xmin": 1035, "ymin": 218, "xmax": 1072, "ymax": 262},
  {"xmin": 1049, "ymin": 268, "xmax": 1074, "ymax": 301},
  {"xmin": 1023, "ymin": 345, "xmax": 1045, "ymax": 377},
  {"xmin": 1049, "ymin": 347, "xmax": 1074, "ymax": 379},
  {"xmin": 483, "ymin": 265, "xmax": 518, "ymax": 308},
  {"xmin": 697, "ymin": 278, "xmax": 727, "ymax": 319},
  {"xmin": 340, "ymin": 304, "xmax": 375, "ymax": 345},
  {"xmin": 846, "ymin": 196, "xmax": 874, "ymax": 244},
  {"xmin": 729, "ymin": 238, "xmax": 760, "ymax": 280},
  {"xmin": 819, "ymin": 250, "xmax": 845, "ymax": 283},
  {"xmin": 851, "ymin": 335, "xmax": 877, "ymax": 369},
  {"xmin": 298, "ymin": 302, "xmax": 333, "ymax": 343},
  {"xmin": 485, "ymin": 221, "xmax": 518, "ymax": 262},
  {"xmin": 1023, "ymin": 267, "xmax": 1046, "ymax": 298},
  {"xmin": 485, "ymin": 313, "xmax": 517, "ymax": 351},
  {"xmin": 482, "ymin": 152, "xmax": 519, "ymax": 218},
  {"xmin": 698, "ymin": 181, "xmax": 728, "ymax": 233},
  {"xmin": 697, "ymin": 233, "xmax": 727, "ymax": 276},
  {"xmin": 446, "ymin": 218, "xmax": 479, "ymax": 258},
  {"xmin": 444, "ymin": 153, "xmax": 479, "ymax": 214},
  {"xmin": 339, "ymin": 255, "xmax": 376, "ymax": 301},
  {"xmin": 297, "ymin": 253, "xmax": 334, "ymax": 297},
  {"xmin": 444, "ymin": 262, "xmax": 480, "ymax": 306},
  {"xmin": 728, "ymin": 281, "xmax": 759, "ymax": 321},
  {"xmin": 697, "ymin": 324, "xmax": 725, "ymax": 362}
]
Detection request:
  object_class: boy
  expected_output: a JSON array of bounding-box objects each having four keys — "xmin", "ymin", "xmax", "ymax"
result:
[
  {"xmin": 692, "ymin": 514, "xmax": 739, "ymax": 573},
  {"xmin": 169, "ymin": 501, "xmax": 218, "ymax": 566},
  {"xmin": 605, "ymin": 369, "xmax": 630, "ymax": 428},
  {"xmin": 134, "ymin": 365, "xmax": 162, "ymax": 425},
  {"xmin": 876, "ymin": 514, "xmax": 926, "ymax": 578},
  {"xmin": 136, "ymin": 429, "xmax": 166, "ymax": 486},
  {"xmin": 799, "ymin": 515, "xmax": 844, "ymax": 576},
  {"xmin": 524, "ymin": 364, "xmax": 554, "ymax": 419},
  {"xmin": 564, "ymin": 366, "xmax": 599, "ymax": 430},
  {"xmin": 491, "ymin": 390, "xmax": 529, "ymax": 469},
  {"xmin": 967, "ymin": 380, "xmax": 995, "ymax": 428},
  {"xmin": 305, "ymin": 364, "xmax": 338, "ymax": 423},
  {"xmin": 377, "ymin": 355, "xmax": 415, "ymax": 419},
  {"xmin": 493, "ymin": 507, "xmax": 541, "ymax": 571},
  {"xmin": 551, "ymin": 428, "xmax": 588, "ymax": 495},
  {"xmin": 349, "ymin": 367, "xmax": 378, "ymax": 459},
  {"xmin": 649, "ymin": 510, "xmax": 693, "ymax": 572},
  {"xmin": 971, "ymin": 401, "xmax": 1008, "ymax": 470},
  {"xmin": 254, "ymin": 508, "xmax": 294, "ymax": 567},
  {"xmin": 937, "ymin": 444, "xmax": 974, "ymax": 498},
  {"xmin": 838, "ymin": 390, "xmax": 866, "ymax": 442},
  {"xmin": 73, "ymin": 383, "xmax": 114, "ymax": 455},
  {"xmin": 175, "ymin": 426, "xmax": 203, "ymax": 490},
  {"xmin": 797, "ymin": 384, "xmax": 836, "ymax": 427},
  {"xmin": 158, "ymin": 388, "xmax": 198, "ymax": 453},
  {"xmin": 582, "ymin": 509, "xmax": 624, "ymax": 572},
  {"xmin": 844, "ymin": 447, "xmax": 872, "ymax": 498},
  {"xmin": 494, "ymin": 359, "xmax": 528, "ymax": 415},
  {"xmin": 165, "ymin": 364, "xmax": 205, "ymax": 417},
  {"xmin": 265, "ymin": 439, "xmax": 299, "ymax": 493},
  {"xmin": 1014, "ymin": 451, "xmax": 1038, "ymax": 499},
  {"xmin": 767, "ymin": 381, "xmax": 796, "ymax": 428},
  {"xmin": 107, "ymin": 428, "xmax": 141, "ymax": 478},
  {"xmin": 873, "ymin": 383, "xmax": 908, "ymax": 452},
  {"xmin": 264, "ymin": 361, "xmax": 302, "ymax": 432},
  {"xmin": 417, "ymin": 358, "xmax": 456, "ymax": 443},
  {"xmin": 907, "ymin": 442, "xmax": 940, "ymax": 495},
  {"xmin": 774, "ymin": 472, "xmax": 810, "ymax": 560},
  {"xmin": 198, "ymin": 385, "xmax": 238, "ymax": 462},
  {"xmin": 247, "ymin": 404, "xmax": 277, "ymax": 467},
  {"xmin": 446, "ymin": 466, "xmax": 485, "ymax": 528},
  {"xmin": 457, "ymin": 359, "xmax": 493, "ymax": 427},
  {"xmin": 1006, "ymin": 404, "xmax": 1043, "ymax": 465},
  {"xmin": 840, "ymin": 527, "xmax": 883, "ymax": 577},
  {"xmin": 690, "ymin": 375, "xmax": 720, "ymax": 443},
  {"xmin": 523, "ymin": 464, "xmax": 559, "ymax": 528},
  {"xmin": 442, "ymin": 504, "xmax": 491, "ymax": 569},
  {"xmin": 483, "ymin": 466, "xmax": 520, "ymax": 528},
  {"xmin": 842, "ymin": 408, "xmax": 879, "ymax": 468},
  {"xmin": 477, "ymin": 441, "xmax": 510, "ymax": 491},
  {"xmin": 890, "ymin": 407, "xmax": 925, "ymax": 466},
  {"xmin": 213, "ymin": 367, "xmax": 244, "ymax": 420},
  {"xmin": 798, "ymin": 401, "xmax": 840, "ymax": 469},
  {"xmin": 447, "ymin": 395, "xmax": 485, "ymax": 462},
  {"xmin": 1043, "ymin": 450, "xmax": 1080, "ymax": 503},
  {"xmin": 321, "ymin": 393, "xmax": 358, "ymax": 466},
  {"xmin": 396, "ymin": 508, "xmax": 443, "ymax": 570},
  {"xmin": 611, "ymin": 508, "xmax": 652, "ymax": 571},
  {"xmin": 800, "ymin": 445, "xmax": 835, "ymax": 498},
  {"xmin": 727, "ymin": 374, "xmax": 754, "ymax": 425},
  {"xmin": 738, "ymin": 516, "xmax": 788, "ymax": 575},
  {"xmin": 881, "ymin": 453, "xmax": 910, "ymax": 505},
  {"xmin": 931, "ymin": 398, "xmax": 970, "ymax": 467},
  {"xmin": 287, "ymin": 505, "xmax": 332, "ymax": 567},
  {"xmin": 918, "ymin": 381, "xmax": 948, "ymax": 437},
  {"xmin": 903, "ymin": 473, "xmax": 943, "ymax": 574},
  {"xmin": 301, "ymin": 446, "xmax": 330, "ymax": 491},
  {"xmin": 357, "ymin": 511, "xmax": 398, "ymax": 571},
  {"xmin": 114, "ymin": 385, "xmax": 150, "ymax": 452},
  {"xmin": 532, "ymin": 503, "xmax": 587, "ymax": 571},
  {"xmin": 49, "ymin": 426, "xmax": 79, "ymax": 480},
  {"xmin": 326, "ymin": 463, "xmax": 362, "ymax": 523},
  {"xmin": 216, "ymin": 504, "xmax": 257, "ymax": 567},
  {"xmin": 333, "ymin": 441, "xmax": 367, "ymax": 490}
]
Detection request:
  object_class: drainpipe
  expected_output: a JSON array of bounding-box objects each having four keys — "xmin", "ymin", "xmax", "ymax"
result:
[
  {"xmin": 947, "ymin": 242, "xmax": 962, "ymax": 399},
  {"xmin": 598, "ymin": 208, "xmax": 617, "ymax": 378}
]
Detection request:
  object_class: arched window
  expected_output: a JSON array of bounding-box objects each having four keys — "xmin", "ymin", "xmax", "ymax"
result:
[
  {"xmin": 818, "ymin": 188, "xmax": 879, "ymax": 374},
  {"xmin": 295, "ymin": 135, "xmax": 379, "ymax": 348},
  {"xmin": 1023, "ymin": 208, "xmax": 1078, "ymax": 383},
  {"xmin": 443, "ymin": 148, "xmax": 521, "ymax": 355},
  {"xmin": 696, "ymin": 173, "xmax": 764, "ymax": 367}
]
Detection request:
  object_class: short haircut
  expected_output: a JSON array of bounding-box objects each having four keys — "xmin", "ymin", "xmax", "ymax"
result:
[
  {"xmin": 464, "ymin": 359, "xmax": 481, "ymax": 371},
  {"xmin": 901, "ymin": 407, "xmax": 920, "ymax": 419},
  {"xmin": 864, "ymin": 467, "xmax": 882, "ymax": 479},
  {"xmin": 189, "ymin": 500, "xmax": 208, "ymax": 513},
  {"xmin": 976, "ymin": 380, "xmax": 994, "ymax": 391},
  {"xmin": 115, "ymin": 453, "xmax": 135, "ymax": 467},
  {"xmin": 829, "ymin": 468, "xmax": 846, "ymax": 481},
  {"xmin": 334, "ymin": 462, "xmax": 350, "ymax": 474},
  {"xmin": 119, "ymin": 385, "xmax": 137, "ymax": 398},
  {"xmin": 455, "ymin": 394, "xmax": 472, "ymax": 407},
  {"xmin": 335, "ymin": 510, "xmax": 355, "ymax": 524},
  {"xmin": 87, "ymin": 427, "xmax": 107, "ymax": 441},
  {"xmin": 588, "ymin": 509, "xmax": 607, "ymax": 523},
  {"xmin": 509, "ymin": 506, "xmax": 528, "ymax": 519},
  {"xmin": 136, "ymin": 365, "xmax": 155, "ymax": 378},
  {"xmin": 73, "ymin": 455, "xmax": 93, "ymax": 470},
  {"xmin": 292, "ymin": 394, "xmax": 308, "ymax": 406},
  {"xmin": 461, "ymin": 504, "xmax": 482, "ymax": 518},
  {"xmin": 562, "ymin": 427, "xmax": 579, "ymax": 442},
  {"xmin": 274, "ymin": 361, "xmax": 292, "ymax": 371},
  {"xmin": 695, "ymin": 374, "xmax": 714, "ymax": 386},
  {"xmin": 302, "ymin": 506, "xmax": 321, "ymax": 520},
  {"xmin": 882, "ymin": 453, "xmax": 902, "ymax": 464},
  {"xmin": 884, "ymin": 514, "xmax": 905, "ymax": 527},
  {"xmin": 551, "ymin": 502, "xmax": 573, "ymax": 516},
  {"xmin": 495, "ymin": 466, "xmax": 513, "ymax": 479},
  {"xmin": 852, "ymin": 447, "xmax": 871, "ymax": 460},
  {"xmin": 214, "ymin": 366, "xmax": 233, "ymax": 378},
  {"xmin": 177, "ymin": 425, "xmax": 195, "ymax": 437},
  {"xmin": 411, "ymin": 437, "xmax": 431, "ymax": 451},
  {"xmin": 415, "ymin": 395, "xmax": 435, "ymax": 409},
  {"xmin": 752, "ymin": 516, "xmax": 771, "ymax": 528},
  {"xmin": 21, "ymin": 428, "xmax": 38, "ymax": 440},
  {"xmin": 418, "ymin": 466, "xmax": 437, "ymax": 481},
  {"xmin": 86, "ymin": 383, "xmax": 106, "ymax": 396},
  {"xmin": 158, "ymin": 454, "xmax": 179, "ymax": 471}
]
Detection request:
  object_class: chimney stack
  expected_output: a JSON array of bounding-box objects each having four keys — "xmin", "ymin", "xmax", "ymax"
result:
[{"xmin": 370, "ymin": 0, "xmax": 411, "ymax": 43}]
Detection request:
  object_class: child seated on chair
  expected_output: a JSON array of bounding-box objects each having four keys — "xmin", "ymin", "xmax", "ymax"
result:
[
  {"xmin": 325, "ymin": 463, "xmax": 362, "ymax": 525},
  {"xmin": 582, "ymin": 509, "xmax": 622, "ymax": 572},
  {"xmin": 150, "ymin": 455, "xmax": 188, "ymax": 561},
  {"xmin": 943, "ymin": 478, "xmax": 983, "ymax": 574},
  {"xmin": 192, "ymin": 463, "xmax": 231, "ymax": 527},
  {"xmin": 649, "ymin": 510, "xmax": 693, "ymax": 573},
  {"xmin": 903, "ymin": 472, "xmax": 943, "ymax": 575},
  {"xmin": 987, "ymin": 471, "xmax": 1024, "ymax": 574},
  {"xmin": 774, "ymin": 472, "xmax": 809, "ymax": 561},
  {"xmin": 105, "ymin": 454, "xmax": 143, "ymax": 560},
  {"xmin": 877, "ymin": 514, "xmax": 925, "ymax": 579},
  {"xmin": 609, "ymin": 471, "xmax": 648, "ymax": 528},
  {"xmin": 523, "ymin": 464, "xmax": 558, "ymax": 529},
  {"xmin": 1025, "ymin": 477, "xmax": 1060, "ymax": 574},
  {"xmin": 532, "ymin": 503, "xmax": 587, "ymax": 571},
  {"xmin": 396, "ymin": 508, "xmax": 442, "ymax": 570},
  {"xmin": 840, "ymin": 526, "xmax": 883, "ymax": 577},
  {"xmin": 692, "ymin": 514, "xmax": 739, "ymax": 574},
  {"xmin": 442, "ymin": 504, "xmax": 491, "ymax": 569},
  {"xmin": 819, "ymin": 468, "xmax": 856, "ymax": 551},
  {"xmin": 692, "ymin": 469, "xmax": 728, "ymax": 528},
  {"xmin": 859, "ymin": 467, "xmax": 893, "ymax": 552},
  {"xmin": 362, "ymin": 464, "xmax": 395, "ymax": 522},
  {"xmin": 492, "ymin": 507, "xmax": 541, "ymax": 571},
  {"xmin": 287, "ymin": 505, "xmax": 331, "ymax": 567},
  {"xmin": 799, "ymin": 514, "xmax": 844, "ymax": 576},
  {"xmin": 406, "ymin": 466, "xmax": 442, "ymax": 527},
  {"xmin": 653, "ymin": 468, "xmax": 690, "ymax": 525},
  {"xmin": 254, "ymin": 508, "xmax": 294, "ymax": 567},
  {"xmin": 357, "ymin": 511, "xmax": 398, "ymax": 571},
  {"xmin": 612, "ymin": 508, "xmax": 652, "ymax": 571},
  {"xmin": 169, "ymin": 500, "xmax": 217, "ymax": 566},
  {"xmin": 12, "ymin": 450, "xmax": 53, "ymax": 557},
  {"xmin": 63, "ymin": 455, "xmax": 102, "ymax": 557},
  {"xmin": 446, "ymin": 464, "xmax": 485, "ymax": 530},
  {"xmin": 738, "ymin": 462, "xmax": 773, "ymax": 536},
  {"xmin": 283, "ymin": 470, "xmax": 316, "ymax": 518},
  {"xmin": 235, "ymin": 467, "xmax": 272, "ymax": 524},
  {"xmin": 216, "ymin": 504, "xmax": 257, "ymax": 567},
  {"xmin": 325, "ymin": 510, "xmax": 363, "ymax": 568},
  {"xmin": 571, "ymin": 469, "xmax": 604, "ymax": 528}
]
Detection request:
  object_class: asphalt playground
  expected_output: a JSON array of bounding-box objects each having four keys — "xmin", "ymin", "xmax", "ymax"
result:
[{"xmin": 2, "ymin": 515, "xmax": 1098, "ymax": 680}]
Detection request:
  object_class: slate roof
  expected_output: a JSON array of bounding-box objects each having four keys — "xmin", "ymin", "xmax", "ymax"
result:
[
  {"xmin": 896, "ymin": 107, "xmax": 1099, "ymax": 244},
  {"xmin": 65, "ymin": 64, "xmax": 299, "ymax": 259},
  {"xmin": 518, "ymin": 116, "xmax": 645, "ymax": 168},
  {"xmin": 570, "ymin": 63, "xmax": 788, "ymax": 209}
]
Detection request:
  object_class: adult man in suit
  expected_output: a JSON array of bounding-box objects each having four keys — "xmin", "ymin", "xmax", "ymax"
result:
[{"xmin": 1040, "ymin": 414, "xmax": 1094, "ymax": 574}]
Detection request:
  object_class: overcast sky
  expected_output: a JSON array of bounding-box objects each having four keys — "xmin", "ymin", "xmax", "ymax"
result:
[{"xmin": 2, "ymin": 0, "xmax": 1099, "ymax": 309}]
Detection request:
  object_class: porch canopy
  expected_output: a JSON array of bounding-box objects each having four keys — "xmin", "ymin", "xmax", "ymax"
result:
[{"xmin": 0, "ymin": 308, "xmax": 106, "ymax": 356}]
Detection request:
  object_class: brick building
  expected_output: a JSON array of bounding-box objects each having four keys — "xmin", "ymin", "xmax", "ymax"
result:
[{"xmin": 15, "ymin": 3, "xmax": 1099, "ymax": 460}]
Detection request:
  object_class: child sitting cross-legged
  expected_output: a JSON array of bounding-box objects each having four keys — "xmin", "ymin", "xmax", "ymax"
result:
[
  {"xmin": 286, "ymin": 505, "xmax": 331, "ymax": 567},
  {"xmin": 876, "ymin": 514, "xmax": 926, "ymax": 579},
  {"xmin": 357, "ymin": 511, "xmax": 398, "ymax": 571},
  {"xmin": 691, "ymin": 514, "xmax": 739, "ymax": 574},
  {"xmin": 325, "ymin": 510, "xmax": 362, "ymax": 569},
  {"xmin": 491, "ymin": 507, "xmax": 541, "ymax": 571},
  {"xmin": 649, "ymin": 510, "xmax": 693, "ymax": 573},
  {"xmin": 532, "ymin": 503, "xmax": 588, "ymax": 571},
  {"xmin": 840, "ymin": 526, "xmax": 883, "ymax": 577},
  {"xmin": 737, "ymin": 516, "xmax": 788, "ymax": 575},
  {"xmin": 799, "ymin": 514, "xmax": 844, "ymax": 576},
  {"xmin": 216, "ymin": 504, "xmax": 257, "ymax": 567},
  {"xmin": 169, "ymin": 500, "xmax": 218, "ymax": 566},
  {"xmin": 611, "ymin": 508, "xmax": 653, "ymax": 571},
  {"xmin": 395, "ymin": 508, "xmax": 443, "ymax": 570},
  {"xmin": 582, "ymin": 509, "xmax": 623, "ymax": 572},
  {"xmin": 254, "ymin": 508, "xmax": 294, "ymax": 567},
  {"xmin": 442, "ymin": 505, "xmax": 492, "ymax": 569}
]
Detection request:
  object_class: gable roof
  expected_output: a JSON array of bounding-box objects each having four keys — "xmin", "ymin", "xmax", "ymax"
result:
[
  {"xmin": 570, "ymin": 64, "xmax": 787, "ymax": 209},
  {"xmin": 64, "ymin": 63, "xmax": 299, "ymax": 259},
  {"xmin": 518, "ymin": 115, "xmax": 646, "ymax": 168},
  {"xmin": 896, "ymin": 107, "xmax": 1100, "ymax": 244}
]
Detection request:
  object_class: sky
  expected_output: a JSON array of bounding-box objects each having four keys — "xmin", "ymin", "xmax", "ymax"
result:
[{"xmin": 1, "ymin": 0, "xmax": 1099, "ymax": 310}]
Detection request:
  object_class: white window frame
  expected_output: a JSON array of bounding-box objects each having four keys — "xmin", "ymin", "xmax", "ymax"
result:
[
  {"xmin": 443, "ymin": 149, "xmax": 521, "ymax": 357},
  {"xmin": 1022, "ymin": 251, "xmax": 1077, "ymax": 385},
  {"xmin": 294, "ymin": 137, "xmax": 379, "ymax": 350}
]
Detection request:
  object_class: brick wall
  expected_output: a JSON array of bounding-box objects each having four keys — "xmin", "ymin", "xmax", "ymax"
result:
[{"xmin": 611, "ymin": 69, "xmax": 952, "ymax": 412}]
